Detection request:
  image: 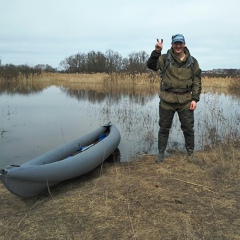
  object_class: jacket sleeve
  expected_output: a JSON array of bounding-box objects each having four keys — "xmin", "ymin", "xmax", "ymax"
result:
[
  {"xmin": 191, "ymin": 58, "xmax": 202, "ymax": 102},
  {"xmin": 147, "ymin": 50, "xmax": 161, "ymax": 71}
]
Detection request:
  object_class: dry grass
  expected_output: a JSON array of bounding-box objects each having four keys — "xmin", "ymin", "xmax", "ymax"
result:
[
  {"xmin": 34, "ymin": 72, "xmax": 237, "ymax": 85},
  {"xmin": 33, "ymin": 72, "xmax": 160, "ymax": 85},
  {"xmin": 0, "ymin": 141, "xmax": 240, "ymax": 240},
  {"xmin": 33, "ymin": 73, "xmax": 239, "ymax": 94},
  {"xmin": 201, "ymin": 76, "xmax": 235, "ymax": 88},
  {"xmin": 17, "ymin": 73, "xmax": 237, "ymax": 99},
  {"xmin": 2, "ymin": 73, "xmax": 239, "ymax": 96},
  {"xmin": 201, "ymin": 77, "xmax": 240, "ymax": 95}
]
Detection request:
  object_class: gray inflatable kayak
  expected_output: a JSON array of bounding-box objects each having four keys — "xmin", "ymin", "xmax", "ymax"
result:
[{"xmin": 0, "ymin": 123, "xmax": 121, "ymax": 198}]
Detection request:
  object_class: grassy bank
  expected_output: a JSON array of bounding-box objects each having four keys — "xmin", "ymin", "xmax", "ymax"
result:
[{"xmin": 0, "ymin": 141, "xmax": 240, "ymax": 239}]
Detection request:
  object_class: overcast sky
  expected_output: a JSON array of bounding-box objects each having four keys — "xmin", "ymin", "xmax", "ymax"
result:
[{"xmin": 1, "ymin": 0, "xmax": 240, "ymax": 70}]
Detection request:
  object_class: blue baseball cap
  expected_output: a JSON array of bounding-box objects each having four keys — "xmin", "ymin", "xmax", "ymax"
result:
[{"xmin": 172, "ymin": 34, "xmax": 185, "ymax": 43}]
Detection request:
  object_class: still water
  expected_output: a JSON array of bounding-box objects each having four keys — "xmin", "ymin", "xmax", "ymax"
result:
[{"xmin": 0, "ymin": 83, "xmax": 239, "ymax": 168}]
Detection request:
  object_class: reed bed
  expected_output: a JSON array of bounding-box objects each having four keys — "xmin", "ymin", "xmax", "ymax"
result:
[
  {"xmin": 32, "ymin": 72, "xmax": 240, "ymax": 97},
  {"xmin": 5, "ymin": 72, "xmax": 160, "ymax": 96},
  {"xmin": 35, "ymin": 72, "xmax": 239, "ymax": 87},
  {"xmin": 0, "ymin": 72, "xmax": 240, "ymax": 95},
  {"xmin": 2, "ymin": 71, "xmax": 239, "ymax": 84},
  {"xmin": 33, "ymin": 72, "xmax": 160, "ymax": 86},
  {"xmin": 201, "ymin": 76, "xmax": 235, "ymax": 88}
]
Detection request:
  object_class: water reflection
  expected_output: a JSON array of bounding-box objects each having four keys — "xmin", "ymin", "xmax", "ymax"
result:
[
  {"xmin": 0, "ymin": 81, "xmax": 239, "ymax": 168},
  {"xmin": 60, "ymin": 84, "xmax": 157, "ymax": 104},
  {"xmin": 0, "ymin": 78, "xmax": 48, "ymax": 95}
]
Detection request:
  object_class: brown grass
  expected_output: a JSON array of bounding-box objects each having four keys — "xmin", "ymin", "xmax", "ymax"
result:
[
  {"xmin": 34, "ymin": 72, "xmax": 237, "ymax": 85},
  {"xmin": 33, "ymin": 72, "xmax": 159, "ymax": 85},
  {"xmin": 18, "ymin": 72, "xmax": 237, "ymax": 99},
  {"xmin": 2, "ymin": 73, "xmax": 239, "ymax": 96},
  {"xmin": 33, "ymin": 72, "xmax": 240, "ymax": 94},
  {"xmin": 201, "ymin": 76, "xmax": 234, "ymax": 88},
  {"xmin": 0, "ymin": 141, "xmax": 240, "ymax": 240},
  {"xmin": 201, "ymin": 76, "xmax": 240, "ymax": 95}
]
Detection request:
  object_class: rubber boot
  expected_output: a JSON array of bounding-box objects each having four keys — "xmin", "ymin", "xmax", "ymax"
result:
[
  {"xmin": 187, "ymin": 151, "xmax": 195, "ymax": 161},
  {"xmin": 155, "ymin": 152, "xmax": 164, "ymax": 163},
  {"xmin": 156, "ymin": 131, "xmax": 168, "ymax": 163}
]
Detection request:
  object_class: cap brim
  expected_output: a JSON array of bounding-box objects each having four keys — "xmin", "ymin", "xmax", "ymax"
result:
[{"xmin": 172, "ymin": 40, "xmax": 185, "ymax": 43}]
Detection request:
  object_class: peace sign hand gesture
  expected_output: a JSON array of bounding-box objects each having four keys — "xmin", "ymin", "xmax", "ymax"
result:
[{"xmin": 155, "ymin": 39, "xmax": 163, "ymax": 53}]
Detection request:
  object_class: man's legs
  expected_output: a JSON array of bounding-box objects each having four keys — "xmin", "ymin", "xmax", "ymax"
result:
[{"xmin": 156, "ymin": 101, "xmax": 175, "ymax": 163}]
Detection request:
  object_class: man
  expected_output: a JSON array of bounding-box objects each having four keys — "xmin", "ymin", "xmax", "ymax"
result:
[{"xmin": 147, "ymin": 34, "xmax": 202, "ymax": 163}]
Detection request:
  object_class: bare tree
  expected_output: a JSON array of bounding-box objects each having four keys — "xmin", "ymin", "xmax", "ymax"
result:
[
  {"xmin": 127, "ymin": 51, "xmax": 149, "ymax": 73},
  {"xmin": 105, "ymin": 49, "xmax": 122, "ymax": 73},
  {"xmin": 86, "ymin": 51, "xmax": 107, "ymax": 73},
  {"xmin": 59, "ymin": 49, "xmax": 149, "ymax": 74}
]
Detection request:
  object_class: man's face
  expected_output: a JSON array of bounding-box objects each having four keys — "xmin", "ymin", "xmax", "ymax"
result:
[{"xmin": 172, "ymin": 42, "xmax": 185, "ymax": 55}]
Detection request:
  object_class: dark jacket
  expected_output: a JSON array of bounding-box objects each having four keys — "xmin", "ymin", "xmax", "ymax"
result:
[{"xmin": 147, "ymin": 47, "xmax": 202, "ymax": 103}]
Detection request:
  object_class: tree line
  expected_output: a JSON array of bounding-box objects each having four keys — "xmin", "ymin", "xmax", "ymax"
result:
[
  {"xmin": 59, "ymin": 50, "xmax": 149, "ymax": 74},
  {"xmin": 0, "ymin": 50, "xmax": 149, "ymax": 80},
  {"xmin": 0, "ymin": 64, "xmax": 55, "ymax": 80},
  {"xmin": 1, "ymin": 50, "xmax": 239, "ymax": 81}
]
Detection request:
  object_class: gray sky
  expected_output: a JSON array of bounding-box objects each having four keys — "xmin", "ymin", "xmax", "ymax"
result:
[{"xmin": 1, "ymin": 0, "xmax": 240, "ymax": 70}]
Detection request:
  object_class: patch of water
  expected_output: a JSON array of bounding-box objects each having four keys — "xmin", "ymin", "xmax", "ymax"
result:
[{"xmin": 0, "ymin": 85, "xmax": 239, "ymax": 168}]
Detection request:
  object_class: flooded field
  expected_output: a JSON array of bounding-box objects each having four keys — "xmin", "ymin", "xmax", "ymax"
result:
[{"xmin": 0, "ymin": 79, "xmax": 239, "ymax": 168}]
